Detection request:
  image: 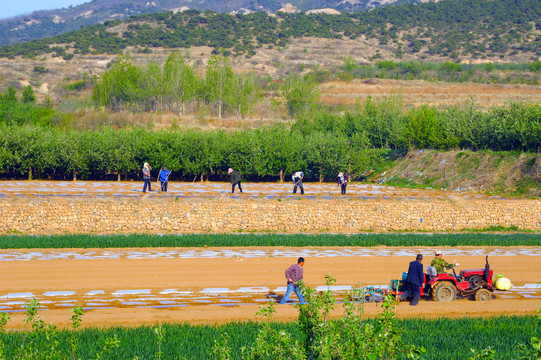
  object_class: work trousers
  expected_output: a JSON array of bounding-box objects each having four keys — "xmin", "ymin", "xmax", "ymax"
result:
[
  {"xmin": 399, "ymin": 282, "xmax": 421, "ymax": 306},
  {"xmin": 280, "ymin": 283, "xmax": 306, "ymax": 304},
  {"xmin": 143, "ymin": 178, "xmax": 152, "ymax": 193},
  {"xmin": 160, "ymin": 181, "xmax": 168, "ymax": 192},
  {"xmin": 232, "ymin": 181, "xmax": 243, "ymax": 193}
]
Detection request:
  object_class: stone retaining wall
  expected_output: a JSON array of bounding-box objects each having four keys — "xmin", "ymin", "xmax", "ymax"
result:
[{"xmin": 1, "ymin": 197, "xmax": 540, "ymax": 234}]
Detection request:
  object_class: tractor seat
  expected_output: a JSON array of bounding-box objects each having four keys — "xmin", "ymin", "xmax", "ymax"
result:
[{"xmin": 426, "ymin": 266, "xmax": 437, "ymax": 276}]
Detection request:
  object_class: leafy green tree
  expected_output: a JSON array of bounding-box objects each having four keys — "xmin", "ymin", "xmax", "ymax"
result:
[
  {"xmin": 206, "ymin": 55, "xmax": 234, "ymax": 119},
  {"xmin": 22, "ymin": 85, "xmax": 36, "ymax": 103},
  {"xmin": 281, "ymin": 73, "xmax": 320, "ymax": 118},
  {"xmin": 229, "ymin": 73, "xmax": 261, "ymax": 119},
  {"xmin": 164, "ymin": 52, "xmax": 198, "ymax": 116}
]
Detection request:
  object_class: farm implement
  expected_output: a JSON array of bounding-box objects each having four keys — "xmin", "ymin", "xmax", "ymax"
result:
[{"xmin": 390, "ymin": 256, "xmax": 511, "ymax": 302}]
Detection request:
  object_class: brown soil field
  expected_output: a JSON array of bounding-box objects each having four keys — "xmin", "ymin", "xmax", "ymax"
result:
[
  {"xmin": 1, "ymin": 247, "xmax": 540, "ymax": 330},
  {"xmin": 1, "ymin": 182, "xmax": 539, "ymax": 329}
]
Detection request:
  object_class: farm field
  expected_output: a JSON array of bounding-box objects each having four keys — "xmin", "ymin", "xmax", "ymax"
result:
[
  {"xmin": 1, "ymin": 245, "xmax": 540, "ymax": 329},
  {"xmin": 1, "ymin": 182, "xmax": 539, "ymax": 358}
]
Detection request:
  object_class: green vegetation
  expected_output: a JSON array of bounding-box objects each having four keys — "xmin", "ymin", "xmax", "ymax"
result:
[
  {"xmin": 339, "ymin": 59, "xmax": 541, "ymax": 85},
  {"xmin": 0, "ymin": 86, "xmax": 55, "ymax": 126},
  {"xmin": 212, "ymin": 276, "xmax": 425, "ymax": 359},
  {"xmin": 0, "ymin": 233, "xmax": 540, "ymax": 249},
  {"xmin": 0, "ymin": 300, "xmax": 538, "ymax": 359},
  {"xmin": 1, "ymin": 0, "xmax": 540, "ymax": 61},
  {"xmin": 0, "ymin": 299, "xmax": 119, "ymax": 360},
  {"xmin": 2, "ymin": 80, "xmax": 541, "ymax": 181},
  {"xmin": 93, "ymin": 53, "xmax": 263, "ymax": 118}
]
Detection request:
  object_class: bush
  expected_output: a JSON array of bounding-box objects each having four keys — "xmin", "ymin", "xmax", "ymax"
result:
[
  {"xmin": 32, "ymin": 66, "xmax": 49, "ymax": 74},
  {"xmin": 66, "ymin": 80, "xmax": 87, "ymax": 91}
]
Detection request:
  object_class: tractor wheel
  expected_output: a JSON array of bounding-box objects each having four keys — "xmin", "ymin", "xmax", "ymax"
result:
[
  {"xmin": 432, "ymin": 282, "xmax": 457, "ymax": 302},
  {"xmin": 475, "ymin": 289, "xmax": 491, "ymax": 301},
  {"xmin": 468, "ymin": 275, "xmax": 482, "ymax": 290}
]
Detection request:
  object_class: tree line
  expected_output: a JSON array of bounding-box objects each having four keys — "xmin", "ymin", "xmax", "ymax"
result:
[
  {"xmin": 1, "ymin": 92, "xmax": 541, "ymax": 181},
  {"xmin": 0, "ymin": 0, "xmax": 539, "ymax": 60},
  {"xmin": 92, "ymin": 53, "xmax": 319, "ymax": 119}
]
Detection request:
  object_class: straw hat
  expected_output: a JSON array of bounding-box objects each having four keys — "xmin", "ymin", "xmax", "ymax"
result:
[
  {"xmin": 435, "ymin": 250, "xmax": 443, "ymax": 256},
  {"xmin": 338, "ymin": 172, "xmax": 343, "ymax": 177}
]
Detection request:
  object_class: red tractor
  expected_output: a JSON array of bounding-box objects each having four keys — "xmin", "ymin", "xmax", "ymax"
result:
[{"xmin": 390, "ymin": 256, "xmax": 495, "ymax": 302}]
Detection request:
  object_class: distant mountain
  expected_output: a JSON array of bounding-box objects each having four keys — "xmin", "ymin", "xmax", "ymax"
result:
[
  {"xmin": 0, "ymin": 0, "xmax": 418, "ymax": 46},
  {"xmin": 1, "ymin": 0, "xmax": 539, "ymax": 62}
]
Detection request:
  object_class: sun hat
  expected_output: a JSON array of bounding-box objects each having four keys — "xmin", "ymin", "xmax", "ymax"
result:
[
  {"xmin": 144, "ymin": 162, "xmax": 149, "ymax": 168},
  {"xmin": 435, "ymin": 250, "xmax": 443, "ymax": 256},
  {"xmin": 338, "ymin": 172, "xmax": 343, "ymax": 177},
  {"xmin": 228, "ymin": 168, "xmax": 233, "ymax": 174}
]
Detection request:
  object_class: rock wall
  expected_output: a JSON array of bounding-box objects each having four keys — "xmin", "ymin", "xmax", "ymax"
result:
[{"xmin": 1, "ymin": 196, "xmax": 540, "ymax": 234}]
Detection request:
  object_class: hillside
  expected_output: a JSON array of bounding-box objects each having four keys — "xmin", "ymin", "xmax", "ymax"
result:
[
  {"xmin": 0, "ymin": 0, "xmax": 416, "ymax": 47},
  {"xmin": 1, "ymin": 0, "xmax": 540, "ymax": 62},
  {"xmin": 381, "ymin": 150, "xmax": 541, "ymax": 197}
]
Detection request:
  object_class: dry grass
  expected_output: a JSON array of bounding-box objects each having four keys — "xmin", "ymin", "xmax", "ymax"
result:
[
  {"xmin": 387, "ymin": 150, "xmax": 541, "ymax": 196},
  {"xmin": 0, "ymin": 38, "xmax": 540, "ymax": 130}
]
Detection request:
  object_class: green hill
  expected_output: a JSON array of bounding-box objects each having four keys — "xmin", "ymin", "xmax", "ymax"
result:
[
  {"xmin": 1, "ymin": 0, "xmax": 540, "ymax": 61},
  {"xmin": 0, "ymin": 0, "xmax": 414, "ymax": 47}
]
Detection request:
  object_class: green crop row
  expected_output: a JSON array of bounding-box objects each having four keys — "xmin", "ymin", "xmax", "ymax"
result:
[
  {"xmin": 0, "ymin": 316, "xmax": 538, "ymax": 359},
  {"xmin": 0, "ymin": 233, "xmax": 540, "ymax": 249}
]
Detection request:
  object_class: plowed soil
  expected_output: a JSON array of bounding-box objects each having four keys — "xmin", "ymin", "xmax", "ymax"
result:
[{"xmin": 1, "ymin": 247, "xmax": 539, "ymax": 330}]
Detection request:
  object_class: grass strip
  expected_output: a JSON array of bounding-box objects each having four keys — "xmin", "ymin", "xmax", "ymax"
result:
[
  {"xmin": 0, "ymin": 233, "xmax": 540, "ymax": 249},
  {"xmin": 1, "ymin": 316, "xmax": 538, "ymax": 359}
]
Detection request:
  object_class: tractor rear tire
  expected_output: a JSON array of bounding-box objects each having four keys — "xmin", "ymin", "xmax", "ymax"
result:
[
  {"xmin": 432, "ymin": 282, "xmax": 457, "ymax": 302},
  {"xmin": 475, "ymin": 289, "xmax": 491, "ymax": 301}
]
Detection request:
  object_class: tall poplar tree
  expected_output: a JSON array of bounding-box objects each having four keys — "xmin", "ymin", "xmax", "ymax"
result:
[
  {"xmin": 205, "ymin": 55, "xmax": 233, "ymax": 119},
  {"xmin": 164, "ymin": 52, "xmax": 197, "ymax": 116}
]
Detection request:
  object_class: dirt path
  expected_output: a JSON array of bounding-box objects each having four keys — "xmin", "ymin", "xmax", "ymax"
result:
[{"xmin": 1, "ymin": 247, "xmax": 539, "ymax": 329}]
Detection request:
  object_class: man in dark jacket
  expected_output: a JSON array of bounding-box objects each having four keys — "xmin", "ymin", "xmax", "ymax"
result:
[
  {"xmin": 398, "ymin": 254, "xmax": 424, "ymax": 306},
  {"xmin": 228, "ymin": 168, "xmax": 243, "ymax": 193}
]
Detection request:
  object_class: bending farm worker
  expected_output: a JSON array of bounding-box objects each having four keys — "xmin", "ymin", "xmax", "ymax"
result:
[
  {"xmin": 430, "ymin": 250, "xmax": 459, "ymax": 274},
  {"xmin": 292, "ymin": 171, "xmax": 304, "ymax": 194},
  {"xmin": 228, "ymin": 168, "xmax": 243, "ymax": 193},
  {"xmin": 159, "ymin": 166, "xmax": 171, "ymax": 192}
]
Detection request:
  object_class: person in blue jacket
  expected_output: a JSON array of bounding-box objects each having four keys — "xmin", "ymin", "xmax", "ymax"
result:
[
  {"xmin": 398, "ymin": 254, "xmax": 424, "ymax": 306},
  {"xmin": 159, "ymin": 166, "xmax": 171, "ymax": 192}
]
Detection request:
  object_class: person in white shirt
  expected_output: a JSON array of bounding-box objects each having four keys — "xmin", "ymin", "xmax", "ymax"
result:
[{"xmin": 292, "ymin": 171, "xmax": 304, "ymax": 194}]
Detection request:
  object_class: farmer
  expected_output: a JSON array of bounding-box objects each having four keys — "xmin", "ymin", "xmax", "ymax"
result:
[
  {"xmin": 292, "ymin": 171, "xmax": 304, "ymax": 194},
  {"xmin": 337, "ymin": 172, "xmax": 348, "ymax": 194},
  {"xmin": 159, "ymin": 166, "xmax": 171, "ymax": 192},
  {"xmin": 142, "ymin": 162, "xmax": 152, "ymax": 193},
  {"xmin": 431, "ymin": 250, "xmax": 458, "ymax": 274},
  {"xmin": 280, "ymin": 257, "xmax": 306, "ymax": 305},
  {"xmin": 228, "ymin": 168, "xmax": 243, "ymax": 193},
  {"xmin": 398, "ymin": 254, "xmax": 424, "ymax": 306}
]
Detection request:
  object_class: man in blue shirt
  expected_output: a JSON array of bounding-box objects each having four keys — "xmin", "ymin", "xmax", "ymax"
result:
[
  {"xmin": 398, "ymin": 254, "xmax": 424, "ymax": 306},
  {"xmin": 159, "ymin": 166, "xmax": 171, "ymax": 192}
]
